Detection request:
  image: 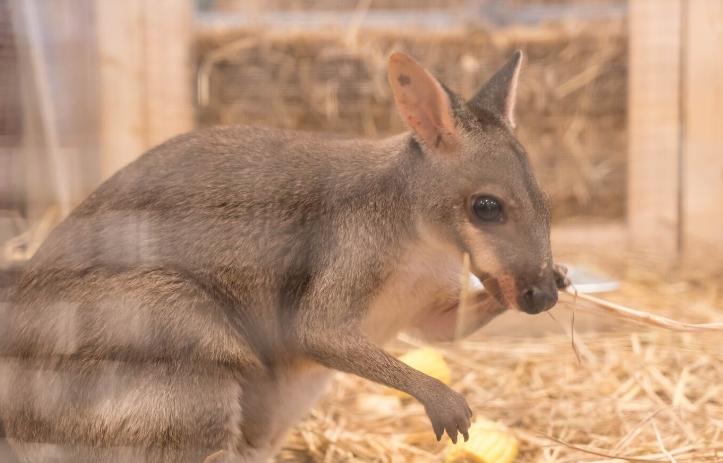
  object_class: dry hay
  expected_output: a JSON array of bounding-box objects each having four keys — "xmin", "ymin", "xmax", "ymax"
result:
[
  {"xmin": 274, "ymin": 257, "xmax": 723, "ymax": 462},
  {"xmin": 278, "ymin": 333, "xmax": 722, "ymax": 462},
  {"xmin": 196, "ymin": 20, "xmax": 627, "ymax": 220}
]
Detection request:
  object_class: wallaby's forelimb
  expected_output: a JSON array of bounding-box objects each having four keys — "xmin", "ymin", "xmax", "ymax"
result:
[{"xmin": 296, "ymin": 326, "xmax": 472, "ymax": 442}]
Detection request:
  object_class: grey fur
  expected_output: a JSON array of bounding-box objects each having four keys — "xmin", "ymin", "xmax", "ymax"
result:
[{"xmin": 0, "ymin": 51, "xmax": 558, "ymax": 462}]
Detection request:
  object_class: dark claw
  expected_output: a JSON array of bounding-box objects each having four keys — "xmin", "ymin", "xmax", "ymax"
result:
[
  {"xmin": 434, "ymin": 424, "xmax": 443, "ymax": 441},
  {"xmin": 424, "ymin": 383, "xmax": 472, "ymax": 445}
]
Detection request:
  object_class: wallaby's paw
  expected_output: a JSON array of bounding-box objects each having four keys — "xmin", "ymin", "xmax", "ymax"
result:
[
  {"xmin": 423, "ymin": 381, "xmax": 473, "ymax": 444},
  {"xmin": 553, "ymin": 263, "xmax": 571, "ymax": 289}
]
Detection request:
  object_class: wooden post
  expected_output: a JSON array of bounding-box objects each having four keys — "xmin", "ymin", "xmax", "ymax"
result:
[
  {"xmin": 95, "ymin": 0, "xmax": 194, "ymax": 180},
  {"xmin": 629, "ymin": 0, "xmax": 723, "ymax": 265},
  {"xmin": 142, "ymin": 0, "xmax": 195, "ymax": 149},
  {"xmin": 681, "ymin": 1, "xmax": 723, "ymax": 262},
  {"xmin": 95, "ymin": 0, "xmax": 146, "ymax": 180},
  {"xmin": 627, "ymin": 0, "xmax": 683, "ymax": 263}
]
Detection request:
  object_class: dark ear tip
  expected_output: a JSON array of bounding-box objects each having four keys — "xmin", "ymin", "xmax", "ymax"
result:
[{"xmin": 511, "ymin": 49, "xmax": 524, "ymax": 64}]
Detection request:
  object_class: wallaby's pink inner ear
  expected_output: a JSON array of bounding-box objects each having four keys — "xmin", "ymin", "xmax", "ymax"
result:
[
  {"xmin": 388, "ymin": 52, "xmax": 459, "ymax": 151},
  {"xmin": 470, "ymin": 50, "xmax": 523, "ymax": 129}
]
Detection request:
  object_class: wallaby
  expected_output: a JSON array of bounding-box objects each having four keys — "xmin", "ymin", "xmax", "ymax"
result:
[{"xmin": 0, "ymin": 50, "xmax": 567, "ymax": 463}]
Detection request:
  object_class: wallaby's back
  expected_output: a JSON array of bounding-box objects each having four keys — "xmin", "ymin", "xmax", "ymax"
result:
[
  {"xmin": 0, "ymin": 125, "xmax": 415, "ymax": 462},
  {"xmin": 28, "ymin": 126, "xmax": 411, "ymax": 274}
]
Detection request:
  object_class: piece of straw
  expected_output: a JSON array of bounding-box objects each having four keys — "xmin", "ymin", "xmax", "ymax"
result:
[
  {"xmin": 560, "ymin": 288, "xmax": 723, "ymax": 332},
  {"xmin": 455, "ymin": 252, "xmax": 472, "ymax": 339}
]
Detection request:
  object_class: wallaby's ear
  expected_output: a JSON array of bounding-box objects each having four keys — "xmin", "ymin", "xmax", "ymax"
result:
[
  {"xmin": 388, "ymin": 52, "xmax": 459, "ymax": 151},
  {"xmin": 470, "ymin": 50, "xmax": 523, "ymax": 129}
]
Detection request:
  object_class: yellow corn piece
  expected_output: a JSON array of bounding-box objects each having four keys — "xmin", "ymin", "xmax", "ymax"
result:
[
  {"xmin": 445, "ymin": 419, "xmax": 519, "ymax": 463},
  {"xmin": 391, "ymin": 348, "xmax": 451, "ymax": 399}
]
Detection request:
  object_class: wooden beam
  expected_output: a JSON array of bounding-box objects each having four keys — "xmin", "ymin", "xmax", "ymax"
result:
[
  {"xmin": 95, "ymin": 0, "xmax": 146, "ymax": 180},
  {"xmin": 95, "ymin": 0, "xmax": 193, "ymax": 180},
  {"xmin": 627, "ymin": 0, "xmax": 683, "ymax": 263},
  {"xmin": 142, "ymin": 0, "xmax": 194, "ymax": 148},
  {"xmin": 682, "ymin": 0, "xmax": 723, "ymax": 262}
]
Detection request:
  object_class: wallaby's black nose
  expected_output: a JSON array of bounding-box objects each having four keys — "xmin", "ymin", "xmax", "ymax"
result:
[{"xmin": 519, "ymin": 285, "xmax": 558, "ymax": 314}]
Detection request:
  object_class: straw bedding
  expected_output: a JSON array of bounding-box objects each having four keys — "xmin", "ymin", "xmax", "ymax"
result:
[
  {"xmin": 276, "ymin": 265, "xmax": 723, "ymax": 462},
  {"xmin": 278, "ymin": 333, "xmax": 722, "ymax": 462}
]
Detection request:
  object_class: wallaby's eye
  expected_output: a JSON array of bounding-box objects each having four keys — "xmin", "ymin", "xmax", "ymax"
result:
[{"xmin": 473, "ymin": 196, "xmax": 503, "ymax": 222}]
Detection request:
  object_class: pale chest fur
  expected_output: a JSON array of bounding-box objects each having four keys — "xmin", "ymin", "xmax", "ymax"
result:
[
  {"xmin": 238, "ymin": 231, "xmax": 475, "ymax": 460},
  {"xmin": 362, "ymin": 230, "xmax": 473, "ymax": 345}
]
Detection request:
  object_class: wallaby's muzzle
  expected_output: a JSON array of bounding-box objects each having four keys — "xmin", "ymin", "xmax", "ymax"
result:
[
  {"xmin": 481, "ymin": 268, "xmax": 558, "ymax": 315},
  {"xmin": 517, "ymin": 278, "xmax": 558, "ymax": 314}
]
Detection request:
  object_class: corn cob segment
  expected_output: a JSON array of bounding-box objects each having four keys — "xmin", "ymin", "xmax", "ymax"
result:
[{"xmin": 445, "ymin": 419, "xmax": 519, "ymax": 463}]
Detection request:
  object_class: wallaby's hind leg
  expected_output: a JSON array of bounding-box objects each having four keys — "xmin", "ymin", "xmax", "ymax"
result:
[
  {"xmin": 3, "ymin": 357, "xmax": 244, "ymax": 463},
  {"xmin": 2, "ymin": 267, "xmax": 258, "ymax": 462},
  {"xmin": 0, "ymin": 418, "xmax": 21, "ymax": 463}
]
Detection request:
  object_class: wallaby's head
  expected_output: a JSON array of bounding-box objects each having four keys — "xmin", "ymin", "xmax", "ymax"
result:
[{"xmin": 389, "ymin": 51, "xmax": 556, "ymax": 315}]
